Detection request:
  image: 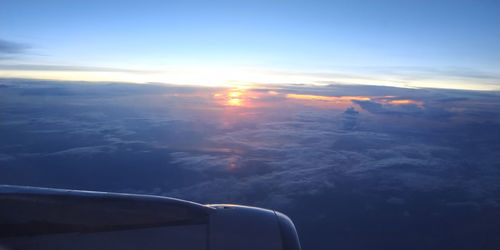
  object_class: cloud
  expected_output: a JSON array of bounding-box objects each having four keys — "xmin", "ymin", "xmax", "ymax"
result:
[
  {"xmin": 353, "ymin": 100, "xmax": 420, "ymax": 115},
  {"xmin": 0, "ymin": 64, "xmax": 159, "ymax": 74},
  {"xmin": 0, "ymin": 154, "xmax": 15, "ymax": 162},
  {"xmin": 162, "ymin": 111, "xmax": 455, "ymax": 205},
  {"xmin": 261, "ymin": 66, "xmax": 498, "ymax": 88},
  {"xmin": 342, "ymin": 106, "xmax": 359, "ymax": 130},
  {"xmin": 1, "ymin": 79, "xmax": 499, "ymax": 250},
  {"xmin": 0, "ymin": 39, "xmax": 30, "ymax": 55},
  {"xmin": 375, "ymin": 66, "xmax": 500, "ymax": 81},
  {"xmin": 48, "ymin": 145, "xmax": 117, "ymax": 156},
  {"xmin": 386, "ymin": 197, "xmax": 406, "ymax": 205},
  {"xmin": 353, "ymin": 99, "xmax": 453, "ymax": 119},
  {"xmin": 446, "ymin": 201, "xmax": 481, "ymax": 211},
  {"xmin": 1, "ymin": 79, "xmax": 499, "ymax": 212},
  {"xmin": 160, "ymin": 95, "xmax": 499, "ymax": 208}
]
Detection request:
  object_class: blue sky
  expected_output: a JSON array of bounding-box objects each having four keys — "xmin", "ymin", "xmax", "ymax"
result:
[{"xmin": 1, "ymin": 0, "xmax": 499, "ymax": 90}]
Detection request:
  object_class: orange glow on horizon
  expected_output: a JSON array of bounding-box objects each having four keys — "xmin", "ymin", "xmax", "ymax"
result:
[
  {"xmin": 177, "ymin": 88, "xmax": 425, "ymax": 111},
  {"xmin": 229, "ymin": 163, "xmax": 237, "ymax": 170},
  {"xmin": 283, "ymin": 93, "xmax": 372, "ymax": 109},
  {"xmin": 286, "ymin": 94, "xmax": 423, "ymax": 107},
  {"xmin": 388, "ymin": 99, "xmax": 423, "ymax": 105},
  {"xmin": 286, "ymin": 94, "xmax": 371, "ymax": 102}
]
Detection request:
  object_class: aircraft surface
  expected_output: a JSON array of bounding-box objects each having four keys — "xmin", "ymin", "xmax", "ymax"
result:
[{"xmin": 0, "ymin": 185, "xmax": 300, "ymax": 250}]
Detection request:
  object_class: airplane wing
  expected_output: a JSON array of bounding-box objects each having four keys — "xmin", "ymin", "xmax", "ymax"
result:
[{"xmin": 0, "ymin": 185, "xmax": 300, "ymax": 250}]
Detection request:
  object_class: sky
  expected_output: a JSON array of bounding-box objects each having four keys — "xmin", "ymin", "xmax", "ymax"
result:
[{"xmin": 0, "ymin": 0, "xmax": 499, "ymax": 89}]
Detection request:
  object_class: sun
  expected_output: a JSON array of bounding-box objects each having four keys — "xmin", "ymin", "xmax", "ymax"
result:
[{"xmin": 227, "ymin": 97, "xmax": 242, "ymax": 106}]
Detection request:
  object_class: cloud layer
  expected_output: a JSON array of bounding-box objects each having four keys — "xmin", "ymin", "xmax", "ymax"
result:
[{"xmin": 1, "ymin": 79, "xmax": 499, "ymax": 249}]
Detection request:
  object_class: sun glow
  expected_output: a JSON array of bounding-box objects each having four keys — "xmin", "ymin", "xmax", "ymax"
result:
[
  {"xmin": 212, "ymin": 86, "xmax": 278, "ymax": 107},
  {"xmin": 227, "ymin": 97, "xmax": 242, "ymax": 106},
  {"xmin": 388, "ymin": 99, "xmax": 423, "ymax": 105},
  {"xmin": 286, "ymin": 94, "xmax": 371, "ymax": 102},
  {"xmin": 213, "ymin": 89, "xmax": 247, "ymax": 107},
  {"xmin": 2, "ymin": 66, "xmax": 498, "ymax": 91},
  {"xmin": 229, "ymin": 91, "xmax": 242, "ymax": 98}
]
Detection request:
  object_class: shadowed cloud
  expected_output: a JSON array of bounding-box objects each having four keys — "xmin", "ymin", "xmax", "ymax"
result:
[{"xmin": 0, "ymin": 39, "xmax": 30, "ymax": 54}]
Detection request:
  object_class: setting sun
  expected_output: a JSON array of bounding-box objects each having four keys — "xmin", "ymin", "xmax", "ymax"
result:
[{"xmin": 227, "ymin": 98, "xmax": 242, "ymax": 106}]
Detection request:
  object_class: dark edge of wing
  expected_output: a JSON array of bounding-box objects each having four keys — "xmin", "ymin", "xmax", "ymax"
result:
[{"xmin": 0, "ymin": 185, "xmax": 214, "ymax": 238}]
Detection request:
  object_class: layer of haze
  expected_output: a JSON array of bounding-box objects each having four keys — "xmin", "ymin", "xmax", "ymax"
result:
[{"xmin": 1, "ymin": 0, "xmax": 499, "ymax": 90}]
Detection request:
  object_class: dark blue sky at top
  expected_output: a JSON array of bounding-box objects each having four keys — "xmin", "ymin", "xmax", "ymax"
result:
[
  {"xmin": 1, "ymin": 78, "xmax": 499, "ymax": 249},
  {"xmin": 0, "ymin": 0, "xmax": 499, "ymax": 89}
]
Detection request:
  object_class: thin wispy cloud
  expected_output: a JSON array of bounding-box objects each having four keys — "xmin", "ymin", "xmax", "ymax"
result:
[
  {"xmin": 0, "ymin": 39, "xmax": 31, "ymax": 59},
  {"xmin": 0, "ymin": 64, "xmax": 160, "ymax": 74},
  {"xmin": 0, "ymin": 39, "xmax": 30, "ymax": 54}
]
